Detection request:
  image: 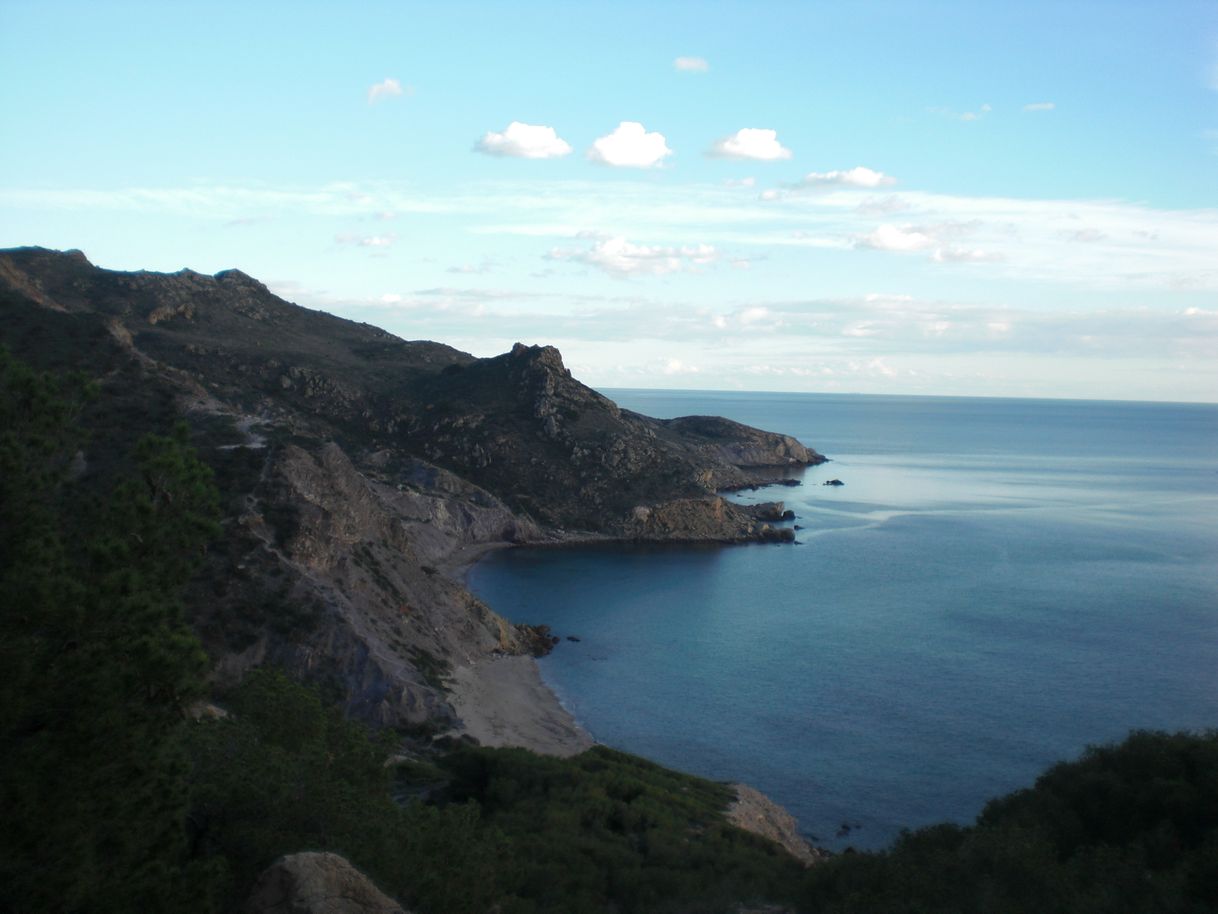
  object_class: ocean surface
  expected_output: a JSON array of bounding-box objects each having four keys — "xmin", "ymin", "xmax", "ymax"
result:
[{"xmin": 468, "ymin": 391, "xmax": 1218, "ymax": 850}]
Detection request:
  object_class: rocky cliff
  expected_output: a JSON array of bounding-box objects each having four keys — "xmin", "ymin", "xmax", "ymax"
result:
[{"xmin": 0, "ymin": 246, "xmax": 826, "ymax": 734}]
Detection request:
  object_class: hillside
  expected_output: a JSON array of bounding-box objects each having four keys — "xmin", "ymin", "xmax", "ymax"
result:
[{"xmin": 0, "ymin": 245, "xmax": 824, "ymax": 734}]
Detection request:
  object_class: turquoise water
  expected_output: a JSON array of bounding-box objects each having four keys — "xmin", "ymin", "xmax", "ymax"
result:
[{"xmin": 468, "ymin": 392, "xmax": 1218, "ymax": 850}]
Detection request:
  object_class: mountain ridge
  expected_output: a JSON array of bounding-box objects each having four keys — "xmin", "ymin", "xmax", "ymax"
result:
[{"xmin": 0, "ymin": 245, "xmax": 825, "ymax": 738}]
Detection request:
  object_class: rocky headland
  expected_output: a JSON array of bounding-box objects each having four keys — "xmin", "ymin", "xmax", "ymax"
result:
[{"xmin": 0, "ymin": 246, "xmax": 825, "ymax": 753}]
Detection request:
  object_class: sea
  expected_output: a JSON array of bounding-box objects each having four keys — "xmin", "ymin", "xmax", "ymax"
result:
[{"xmin": 467, "ymin": 391, "xmax": 1218, "ymax": 851}]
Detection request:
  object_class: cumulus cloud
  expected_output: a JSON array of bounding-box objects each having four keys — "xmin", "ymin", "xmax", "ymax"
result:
[
  {"xmin": 1023, "ymin": 101, "xmax": 1056, "ymax": 112},
  {"xmin": 475, "ymin": 121, "xmax": 573, "ymax": 159},
  {"xmin": 855, "ymin": 224, "xmax": 935, "ymax": 252},
  {"xmin": 709, "ymin": 128, "xmax": 792, "ymax": 161},
  {"xmin": 587, "ymin": 122, "xmax": 673, "ymax": 168},
  {"xmin": 674, "ymin": 56, "xmax": 709, "ymax": 72},
  {"xmin": 548, "ymin": 235, "xmax": 717, "ymax": 277},
  {"xmin": 798, "ymin": 166, "xmax": 896, "ymax": 188},
  {"xmin": 853, "ymin": 219, "xmax": 1006, "ymax": 265},
  {"xmin": 367, "ymin": 78, "xmax": 405, "ymax": 103}
]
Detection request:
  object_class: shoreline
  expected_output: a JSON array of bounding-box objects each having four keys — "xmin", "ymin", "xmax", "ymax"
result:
[
  {"xmin": 445, "ymin": 654, "xmax": 594, "ymax": 757},
  {"xmin": 443, "ymin": 536, "xmax": 598, "ymax": 757},
  {"xmin": 441, "ymin": 505, "xmax": 830, "ymax": 863},
  {"xmin": 443, "ymin": 481, "xmax": 808, "ymax": 759}
]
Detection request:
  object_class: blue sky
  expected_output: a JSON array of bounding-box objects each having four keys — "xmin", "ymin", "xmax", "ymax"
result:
[{"xmin": 3, "ymin": 0, "xmax": 1216, "ymax": 401}]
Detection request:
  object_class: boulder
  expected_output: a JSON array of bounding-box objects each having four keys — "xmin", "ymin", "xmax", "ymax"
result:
[
  {"xmin": 727, "ymin": 785, "xmax": 830, "ymax": 867},
  {"xmin": 242, "ymin": 852, "xmax": 407, "ymax": 914}
]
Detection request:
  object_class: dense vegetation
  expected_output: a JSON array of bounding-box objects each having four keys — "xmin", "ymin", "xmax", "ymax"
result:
[
  {"xmin": 187, "ymin": 670, "xmax": 803, "ymax": 913},
  {"xmin": 0, "ymin": 350, "xmax": 222, "ymax": 911},
  {"xmin": 802, "ymin": 729, "xmax": 1218, "ymax": 913},
  {"xmin": 3, "ymin": 350, "xmax": 1217, "ymax": 913}
]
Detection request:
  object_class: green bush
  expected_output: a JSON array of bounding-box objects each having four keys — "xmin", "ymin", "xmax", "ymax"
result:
[
  {"xmin": 187, "ymin": 669, "xmax": 502, "ymax": 914},
  {"xmin": 800, "ymin": 730, "xmax": 1218, "ymax": 914}
]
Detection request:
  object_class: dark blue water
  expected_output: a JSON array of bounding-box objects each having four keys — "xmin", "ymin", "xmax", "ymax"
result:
[{"xmin": 468, "ymin": 392, "xmax": 1218, "ymax": 850}]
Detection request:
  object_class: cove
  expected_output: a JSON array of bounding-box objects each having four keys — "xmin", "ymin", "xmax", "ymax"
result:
[{"xmin": 469, "ymin": 390, "xmax": 1218, "ymax": 850}]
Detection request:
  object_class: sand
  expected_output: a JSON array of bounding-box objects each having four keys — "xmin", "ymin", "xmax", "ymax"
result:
[{"xmin": 446, "ymin": 654, "xmax": 594, "ymax": 757}]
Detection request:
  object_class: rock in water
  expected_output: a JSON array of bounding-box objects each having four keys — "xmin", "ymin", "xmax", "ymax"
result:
[{"xmin": 243, "ymin": 852, "xmax": 407, "ymax": 914}]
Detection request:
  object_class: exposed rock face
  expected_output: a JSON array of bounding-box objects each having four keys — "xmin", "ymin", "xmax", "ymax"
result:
[
  {"xmin": 660, "ymin": 415, "xmax": 818, "ymax": 473},
  {"xmin": 727, "ymin": 784, "xmax": 829, "ymax": 867},
  {"xmin": 243, "ymin": 852, "xmax": 407, "ymax": 914},
  {"xmin": 0, "ymin": 246, "xmax": 827, "ymax": 735}
]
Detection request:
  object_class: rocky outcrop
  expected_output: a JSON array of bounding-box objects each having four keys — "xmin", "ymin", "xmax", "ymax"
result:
[
  {"xmin": 625, "ymin": 497, "xmax": 795, "ymax": 543},
  {"xmin": 659, "ymin": 415, "xmax": 820, "ymax": 473},
  {"xmin": 243, "ymin": 852, "xmax": 407, "ymax": 914},
  {"xmin": 0, "ymin": 246, "xmax": 827, "ymax": 738},
  {"xmin": 199, "ymin": 438, "xmax": 544, "ymax": 727},
  {"xmin": 727, "ymin": 785, "xmax": 829, "ymax": 867}
]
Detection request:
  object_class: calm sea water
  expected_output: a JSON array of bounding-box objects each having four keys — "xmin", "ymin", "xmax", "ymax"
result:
[{"xmin": 468, "ymin": 391, "xmax": 1218, "ymax": 850}]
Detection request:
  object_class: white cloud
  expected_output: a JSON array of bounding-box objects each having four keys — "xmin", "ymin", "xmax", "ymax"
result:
[
  {"xmin": 1023, "ymin": 101, "xmax": 1056, "ymax": 112},
  {"xmin": 475, "ymin": 121, "xmax": 573, "ymax": 159},
  {"xmin": 725, "ymin": 177, "xmax": 757, "ymax": 188},
  {"xmin": 856, "ymin": 224, "xmax": 935, "ymax": 252},
  {"xmin": 367, "ymin": 78, "xmax": 405, "ymax": 104},
  {"xmin": 12, "ymin": 178, "xmax": 1218, "ymax": 295},
  {"xmin": 446, "ymin": 260, "xmax": 494, "ymax": 274},
  {"xmin": 859, "ymin": 357, "xmax": 897, "ymax": 377},
  {"xmin": 932, "ymin": 246, "xmax": 1004, "ymax": 263},
  {"xmin": 587, "ymin": 122, "xmax": 673, "ymax": 168},
  {"xmin": 799, "ymin": 166, "xmax": 896, "ymax": 188},
  {"xmin": 855, "ymin": 220, "xmax": 1003, "ymax": 264},
  {"xmin": 1066, "ymin": 228, "xmax": 1106, "ymax": 243},
  {"xmin": 674, "ymin": 56, "xmax": 709, "ymax": 72},
  {"xmin": 548, "ymin": 235, "xmax": 717, "ymax": 277},
  {"xmin": 336, "ymin": 232, "xmax": 395, "ymax": 248},
  {"xmin": 857, "ymin": 195, "xmax": 910, "ymax": 214},
  {"xmin": 661, "ymin": 358, "xmax": 701, "ymax": 374},
  {"xmin": 709, "ymin": 128, "xmax": 792, "ymax": 161}
]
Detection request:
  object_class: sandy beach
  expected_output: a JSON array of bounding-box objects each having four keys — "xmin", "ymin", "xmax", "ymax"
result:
[{"xmin": 447, "ymin": 654, "xmax": 594, "ymax": 757}]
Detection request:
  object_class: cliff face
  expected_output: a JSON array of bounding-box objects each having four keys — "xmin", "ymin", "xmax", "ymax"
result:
[{"xmin": 0, "ymin": 246, "xmax": 825, "ymax": 732}]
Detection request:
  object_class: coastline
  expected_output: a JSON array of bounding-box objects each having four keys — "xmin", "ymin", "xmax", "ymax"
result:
[
  {"xmin": 442, "ymin": 483, "xmax": 805, "ymax": 759},
  {"xmin": 446, "ymin": 654, "xmax": 594, "ymax": 757},
  {"xmin": 445, "ymin": 545, "xmax": 824, "ymax": 863},
  {"xmin": 443, "ymin": 536, "xmax": 596, "ymax": 757}
]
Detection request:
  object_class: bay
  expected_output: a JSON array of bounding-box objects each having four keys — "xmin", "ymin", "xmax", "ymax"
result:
[{"xmin": 468, "ymin": 391, "xmax": 1218, "ymax": 850}]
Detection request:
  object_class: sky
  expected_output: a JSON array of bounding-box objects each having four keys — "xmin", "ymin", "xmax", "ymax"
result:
[{"xmin": 2, "ymin": 1, "xmax": 1217, "ymax": 402}]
